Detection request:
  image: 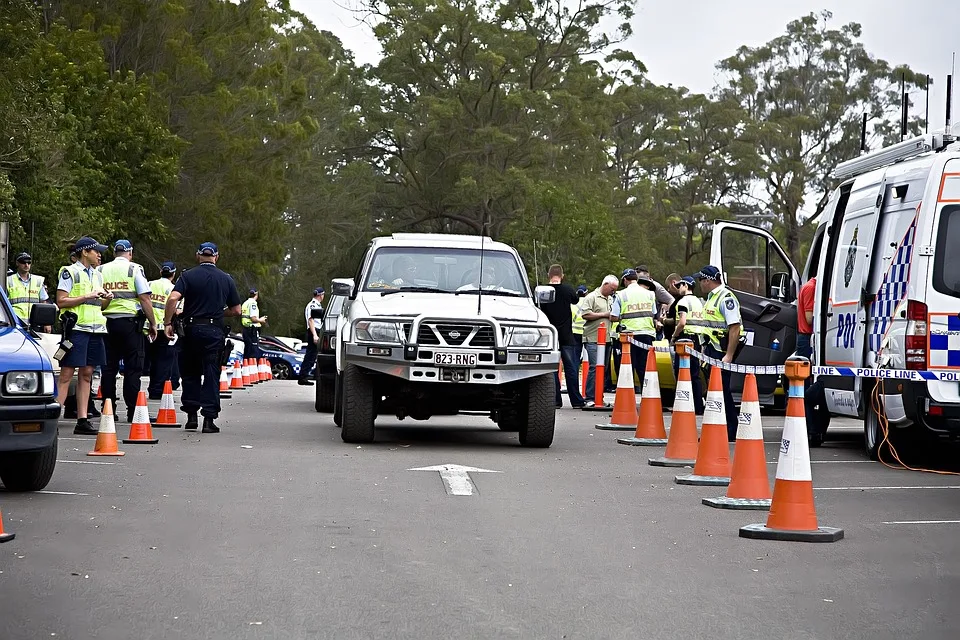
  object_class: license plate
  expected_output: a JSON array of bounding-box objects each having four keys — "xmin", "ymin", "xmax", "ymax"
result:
[{"xmin": 434, "ymin": 352, "xmax": 477, "ymax": 367}]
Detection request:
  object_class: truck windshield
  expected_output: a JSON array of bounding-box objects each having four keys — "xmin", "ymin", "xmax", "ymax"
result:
[
  {"xmin": 363, "ymin": 247, "xmax": 527, "ymax": 296},
  {"xmin": 933, "ymin": 205, "xmax": 960, "ymax": 298}
]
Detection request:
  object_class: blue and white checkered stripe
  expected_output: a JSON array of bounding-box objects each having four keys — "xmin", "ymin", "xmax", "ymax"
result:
[{"xmin": 868, "ymin": 216, "xmax": 917, "ymax": 353}]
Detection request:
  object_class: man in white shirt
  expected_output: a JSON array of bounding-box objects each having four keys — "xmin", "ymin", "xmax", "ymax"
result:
[{"xmin": 298, "ymin": 287, "xmax": 325, "ymax": 386}]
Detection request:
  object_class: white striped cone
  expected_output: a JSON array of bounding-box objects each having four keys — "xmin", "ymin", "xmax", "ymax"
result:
[
  {"xmin": 672, "ymin": 376, "xmax": 696, "ymax": 414},
  {"xmin": 242, "ymin": 360, "xmax": 250, "ymax": 382},
  {"xmin": 702, "ymin": 386, "xmax": 725, "ymax": 427},
  {"xmin": 132, "ymin": 401, "xmax": 151, "ymax": 426},
  {"xmin": 159, "ymin": 390, "xmax": 176, "ymax": 414},
  {"xmin": 595, "ymin": 349, "xmax": 638, "ymax": 430},
  {"xmin": 580, "ymin": 347, "xmax": 589, "ymax": 397},
  {"xmin": 618, "ymin": 348, "xmax": 667, "ymax": 445},
  {"xmin": 260, "ymin": 359, "xmax": 269, "ymax": 381}
]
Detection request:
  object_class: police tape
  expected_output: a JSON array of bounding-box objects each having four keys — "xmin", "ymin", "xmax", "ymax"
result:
[{"xmin": 624, "ymin": 336, "xmax": 959, "ymax": 381}]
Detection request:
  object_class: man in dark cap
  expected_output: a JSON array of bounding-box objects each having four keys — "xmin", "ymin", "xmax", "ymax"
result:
[
  {"xmin": 697, "ymin": 265, "xmax": 743, "ymax": 439},
  {"xmin": 298, "ymin": 286, "xmax": 325, "ymax": 386},
  {"xmin": 146, "ymin": 261, "xmax": 178, "ymax": 399},
  {"xmin": 7, "ymin": 251, "xmax": 51, "ymax": 330},
  {"xmin": 163, "ymin": 242, "xmax": 241, "ymax": 433}
]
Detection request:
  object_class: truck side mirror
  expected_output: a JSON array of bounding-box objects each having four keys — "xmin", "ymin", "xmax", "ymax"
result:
[
  {"xmin": 28, "ymin": 302, "xmax": 58, "ymax": 328},
  {"xmin": 534, "ymin": 285, "xmax": 555, "ymax": 305},
  {"xmin": 331, "ymin": 278, "xmax": 353, "ymax": 297}
]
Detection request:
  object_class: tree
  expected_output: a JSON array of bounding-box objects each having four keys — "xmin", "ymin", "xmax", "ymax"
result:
[{"xmin": 716, "ymin": 11, "xmax": 929, "ymax": 262}]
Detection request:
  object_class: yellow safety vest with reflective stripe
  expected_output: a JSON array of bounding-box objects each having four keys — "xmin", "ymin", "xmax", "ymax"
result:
[
  {"xmin": 617, "ymin": 284, "xmax": 656, "ymax": 336},
  {"xmin": 6, "ymin": 274, "xmax": 44, "ymax": 322},
  {"xmin": 63, "ymin": 263, "xmax": 107, "ymax": 334},
  {"xmin": 701, "ymin": 285, "xmax": 738, "ymax": 349},
  {"xmin": 147, "ymin": 278, "xmax": 173, "ymax": 329},
  {"xmin": 241, "ymin": 298, "xmax": 260, "ymax": 327},
  {"xmin": 571, "ymin": 303, "xmax": 585, "ymax": 335},
  {"xmin": 675, "ymin": 294, "xmax": 708, "ymax": 338},
  {"xmin": 99, "ymin": 260, "xmax": 144, "ymax": 317}
]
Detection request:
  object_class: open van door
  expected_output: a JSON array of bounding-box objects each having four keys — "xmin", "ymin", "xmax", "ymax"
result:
[{"xmin": 710, "ymin": 221, "xmax": 800, "ymax": 403}]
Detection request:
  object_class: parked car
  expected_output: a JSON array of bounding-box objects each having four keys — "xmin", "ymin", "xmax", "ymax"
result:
[
  {"xmin": 226, "ymin": 333, "xmax": 310, "ymax": 380},
  {"xmin": 314, "ymin": 288, "xmax": 347, "ymax": 412},
  {"xmin": 0, "ymin": 294, "xmax": 60, "ymax": 491}
]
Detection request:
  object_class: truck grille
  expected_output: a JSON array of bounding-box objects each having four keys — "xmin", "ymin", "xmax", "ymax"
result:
[{"xmin": 415, "ymin": 323, "xmax": 495, "ymax": 348}]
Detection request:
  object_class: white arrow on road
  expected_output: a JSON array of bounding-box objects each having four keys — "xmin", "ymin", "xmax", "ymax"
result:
[{"xmin": 408, "ymin": 464, "xmax": 500, "ymax": 496}]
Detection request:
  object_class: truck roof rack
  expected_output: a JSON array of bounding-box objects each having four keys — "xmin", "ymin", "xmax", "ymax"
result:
[{"xmin": 830, "ymin": 132, "xmax": 956, "ymax": 181}]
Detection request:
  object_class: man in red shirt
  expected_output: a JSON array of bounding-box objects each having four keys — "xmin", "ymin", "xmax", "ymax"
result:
[
  {"xmin": 796, "ymin": 276, "xmax": 816, "ymax": 358},
  {"xmin": 797, "ymin": 276, "xmax": 829, "ymax": 446}
]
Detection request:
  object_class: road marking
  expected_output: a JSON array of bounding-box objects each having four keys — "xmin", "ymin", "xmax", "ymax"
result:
[
  {"xmin": 766, "ymin": 460, "xmax": 872, "ymax": 464},
  {"xmin": 408, "ymin": 464, "xmax": 500, "ymax": 496},
  {"xmin": 60, "ymin": 437, "xmax": 96, "ymax": 441},
  {"xmin": 36, "ymin": 490, "xmax": 89, "ymax": 496},
  {"xmin": 882, "ymin": 520, "xmax": 960, "ymax": 525},
  {"xmin": 56, "ymin": 459, "xmax": 117, "ymax": 465},
  {"xmin": 816, "ymin": 485, "xmax": 960, "ymax": 491}
]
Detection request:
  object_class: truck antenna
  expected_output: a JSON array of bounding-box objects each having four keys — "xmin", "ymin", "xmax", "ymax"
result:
[
  {"xmin": 859, "ymin": 112, "xmax": 868, "ymax": 152},
  {"xmin": 900, "ymin": 73, "xmax": 908, "ymax": 141},
  {"xmin": 925, "ymin": 74, "xmax": 930, "ymax": 134},
  {"xmin": 947, "ymin": 73, "xmax": 954, "ymax": 133}
]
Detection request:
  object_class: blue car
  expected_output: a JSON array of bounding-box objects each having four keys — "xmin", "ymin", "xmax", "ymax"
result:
[
  {"xmin": 226, "ymin": 334, "xmax": 312, "ymax": 380},
  {"xmin": 0, "ymin": 292, "xmax": 60, "ymax": 491}
]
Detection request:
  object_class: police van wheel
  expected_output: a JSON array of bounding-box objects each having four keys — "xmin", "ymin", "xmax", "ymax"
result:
[
  {"xmin": 333, "ymin": 373, "xmax": 343, "ymax": 427},
  {"xmin": 519, "ymin": 374, "xmax": 555, "ymax": 448},
  {"xmin": 341, "ymin": 365, "xmax": 375, "ymax": 443},
  {"xmin": 0, "ymin": 433, "xmax": 58, "ymax": 492},
  {"xmin": 315, "ymin": 379, "xmax": 335, "ymax": 413}
]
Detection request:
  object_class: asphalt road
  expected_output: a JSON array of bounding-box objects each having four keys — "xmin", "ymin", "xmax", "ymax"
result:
[{"xmin": 1, "ymin": 382, "xmax": 959, "ymax": 640}]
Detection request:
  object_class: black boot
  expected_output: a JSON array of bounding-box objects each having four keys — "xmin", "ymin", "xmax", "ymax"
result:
[
  {"xmin": 184, "ymin": 413, "xmax": 199, "ymax": 431},
  {"xmin": 74, "ymin": 419, "xmax": 98, "ymax": 436},
  {"xmin": 201, "ymin": 417, "xmax": 220, "ymax": 434}
]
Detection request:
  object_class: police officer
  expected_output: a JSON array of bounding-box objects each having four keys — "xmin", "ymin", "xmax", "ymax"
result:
[
  {"xmin": 99, "ymin": 240, "xmax": 157, "ymax": 422},
  {"xmin": 164, "ymin": 242, "xmax": 241, "ymax": 433},
  {"xmin": 298, "ymin": 287, "xmax": 325, "ymax": 386},
  {"xmin": 56, "ymin": 236, "xmax": 111, "ymax": 435},
  {"xmin": 58, "ymin": 243, "xmax": 100, "ymax": 420},
  {"xmin": 670, "ymin": 275, "xmax": 707, "ymax": 415},
  {"xmin": 610, "ymin": 269, "xmax": 657, "ymax": 392},
  {"xmin": 240, "ymin": 288, "xmax": 267, "ymax": 360},
  {"xmin": 697, "ymin": 265, "xmax": 743, "ymax": 440},
  {"xmin": 146, "ymin": 261, "xmax": 178, "ymax": 399},
  {"xmin": 572, "ymin": 285, "xmax": 587, "ymax": 357},
  {"xmin": 7, "ymin": 252, "xmax": 51, "ymax": 330}
]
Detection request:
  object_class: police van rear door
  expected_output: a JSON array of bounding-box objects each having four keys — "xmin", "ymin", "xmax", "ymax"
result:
[{"xmin": 710, "ymin": 221, "xmax": 800, "ymax": 402}]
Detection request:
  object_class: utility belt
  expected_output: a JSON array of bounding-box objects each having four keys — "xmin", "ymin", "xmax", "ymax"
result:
[{"xmin": 711, "ymin": 332, "xmax": 747, "ymax": 360}]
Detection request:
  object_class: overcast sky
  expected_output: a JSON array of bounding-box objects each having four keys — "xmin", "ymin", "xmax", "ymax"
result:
[{"xmin": 297, "ymin": 0, "xmax": 958, "ymax": 130}]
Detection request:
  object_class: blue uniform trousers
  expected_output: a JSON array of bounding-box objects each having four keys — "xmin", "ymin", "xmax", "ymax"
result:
[{"xmin": 179, "ymin": 324, "xmax": 224, "ymax": 419}]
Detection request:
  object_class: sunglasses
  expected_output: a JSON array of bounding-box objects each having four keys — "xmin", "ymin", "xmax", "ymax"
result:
[{"xmin": 18, "ymin": 261, "xmax": 31, "ymax": 265}]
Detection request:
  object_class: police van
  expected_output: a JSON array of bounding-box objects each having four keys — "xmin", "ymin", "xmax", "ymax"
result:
[{"xmin": 710, "ymin": 127, "xmax": 960, "ymax": 458}]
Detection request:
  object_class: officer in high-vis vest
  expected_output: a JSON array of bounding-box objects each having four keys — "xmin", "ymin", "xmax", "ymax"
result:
[
  {"xmin": 670, "ymin": 275, "xmax": 708, "ymax": 415},
  {"xmin": 6, "ymin": 252, "xmax": 51, "ymax": 330},
  {"xmin": 146, "ymin": 261, "xmax": 178, "ymax": 399},
  {"xmin": 696, "ymin": 265, "xmax": 744, "ymax": 440},
  {"xmin": 240, "ymin": 289, "xmax": 267, "ymax": 360},
  {"xmin": 56, "ymin": 236, "xmax": 111, "ymax": 435},
  {"xmin": 99, "ymin": 239, "xmax": 158, "ymax": 422},
  {"xmin": 572, "ymin": 285, "xmax": 586, "ymax": 355},
  {"xmin": 610, "ymin": 269, "xmax": 657, "ymax": 393}
]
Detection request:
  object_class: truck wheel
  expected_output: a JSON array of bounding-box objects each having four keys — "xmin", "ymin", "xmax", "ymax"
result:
[
  {"xmin": 519, "ymin": 374, "xmax": 555, "ymax": 448},
  {"xmin": 340, "ymin": 364, "xmax": 375, "ymax": 443},
  {"xmin": 0, "ymin": 433, "xmax": 58, "ymax": 492},
  {"xmin": 315, "ymin": 378, "xmax": 335, "ymax": 413},
  {"xmin": 496, "ymin": 407, "xmax": 523, "ymax": 432},
  {"xmin": 333, "ymin": 372, "xmax": 343, "ymax": 427}
]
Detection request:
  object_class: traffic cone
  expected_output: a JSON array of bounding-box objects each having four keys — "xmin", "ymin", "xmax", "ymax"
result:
[
  {"xmin": 0, "ymin": 510, "xmax": 14, "ymax": 543},
  {"xmin": 260, "ymin": 357, "xmax": 269, "ymax": 382},
  {"xmin": 219, "ymin": 366, "xmax": 232, "ymax": 399},
  {"xmin": 675, "ymin": 366, "xmax": 730, "ymax": 486},
  {"xmin": 596, "ymin": 335, "xmax": 638, "ymax": 430},
  {"xmin": 254, "ymin": 358, "xmax": 264, "ymax": 383},
  {"xmin": 703, "ymin": 374, "xmax": 771, "ymax": 509},
  {"xmin": 649, "ymin": 340, "xmax": 699, "ymax": 467},
  {"xmin": 241, "ymin": 359, "xmax": 252, "ymax": 387},
  {"xmin": 88, "ymin": 399, "xmax": 125, "ymax": 457},
  {"xmin": 123, "ymin": 391, "xmax": 159, "ymax": 444},
  {"xmin": 558, "ymin": 362, "xmax": 565, "ymax": 394},
  {"xmin": 619, "ymin": 346, "xmax": 668, "ymax": 445},
  {"xmin": 741, "ymin": 357, "xmax": 844, "ymax": 542},
  {"xmin": 154, "ymin": 380, "xmax": 181, "ymax": 428},
  {"xmin": 265, "ymin": 357, "xmax": 273, "ymax": 381},
  {"xmin": 231, "ymin": 361, "xmax": 244, "ymax": 390},
  {"xmin": 582, "ymin": 325, "xmax": 609, "ymax": 412},
  {"xmin": 580, "ymin": 346, "xmax": 588, "ymax": 399}
]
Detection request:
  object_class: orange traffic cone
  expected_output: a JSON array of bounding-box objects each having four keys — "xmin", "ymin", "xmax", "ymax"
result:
[
  {"xmin": 596, "ymin": 335, "xmax": 638, "ymax": 430},
  {"xmin": 265, "ymin": 357, "xmax": 273, "ymax": 381},
  {"xmin": 741, "ymin": 358, "xmax": 844, "ymax": 542},
  {"xmin": 231, "ymin": 361, "xmax": 245, "ymax": 390},
  {"xmin": 260, "ymin": 357, "xmax": 268, "ymax": 382},
  {"xmin": 154, "ymin": 380, "xmax": 181, "ymax": 428},
  {"xmin": 675, "ymin": 365, "xmax": 731, "ymax": 486},
  {"xmin": 88, "ymin": 399, "xmax": 124, "ymax": 457},
  {"xmin": 649, "ymin": 340, "xmax": 699, "ymax": 467},
  {"xmin": 219, "ymin": 366, "xmax": 232, "ymax": 399},
  {"xmin": 619, "ymin": 346, "xmax": 668, "ymax": 445},
  {"xmin": 703, "ymin": 374, "xmax": 771, "ymax": 509},
  {"xmin": 123, "ymin": 391, "xmax": 159, "ymax": 444},
  {"xmin": 582, "ymin": 325, "xmax": 609, "ymax": 412},
  {"xmin": 252, "ymin": 358, "xmax": 262, "ymax": 383},
  {"xmin": 0, "ymin": 509, "xmax": 14, "ymax": 543},
  {"xmin": 580, "ymin": 346, "xmax": 588, "ymax": 399},
  {"xmin": 241, "ymin": 359, "xmax": 252, "ymax": 387}
]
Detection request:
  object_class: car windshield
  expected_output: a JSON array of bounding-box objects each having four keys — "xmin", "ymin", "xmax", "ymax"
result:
[{"xmin": 362, "ymin": 247, "xmax": 528, "ymax": 296}]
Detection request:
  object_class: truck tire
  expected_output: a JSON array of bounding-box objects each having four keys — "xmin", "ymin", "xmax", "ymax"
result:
[
  {"xmin": 0, "ymin": 433, "xmax": 58, "ymax": 492},
  {"xmin": 315, "ymin": 378, "xmax": 335, "ymax": 413},
  {"xmin": 333, "ymin": 372, "xmax": 343, "ymax": 427},
  {"xmin": 519, "ymin": 374, "xmax": 555, "ymax": 448},
  {"xmin": 340, "ymin": 364, "xmax": 375, "ymax": 443},
  {"xmin": 496, "ymin": 407, "xmax": 523, "ymax": 432}
]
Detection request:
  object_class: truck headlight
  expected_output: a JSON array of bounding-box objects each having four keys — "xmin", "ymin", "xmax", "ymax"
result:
[
  {"xmin": 355, "ymin": 321, "xmax": 401, "ymax": 344},
  {"xmin": 506, "ymin": 327, "xmax": 552, "ymax": 348},
  {"xmin": 5, "ymin": 371, "xmax": 40, "ymax": 395}
]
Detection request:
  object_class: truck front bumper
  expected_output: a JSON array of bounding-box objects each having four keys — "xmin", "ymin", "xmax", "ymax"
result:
[{"xmin": 0, "ymin": 399, "xmax": 60, "ymax": 453}]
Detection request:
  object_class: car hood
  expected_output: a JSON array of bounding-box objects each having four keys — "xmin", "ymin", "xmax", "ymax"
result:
[
  {"xmin": 0, "ymin": 326, "xmax": 48, "ymax": 371},
  {"xmin": 358, "ymin": 292, "xmax": 542, "ymax": 323}
]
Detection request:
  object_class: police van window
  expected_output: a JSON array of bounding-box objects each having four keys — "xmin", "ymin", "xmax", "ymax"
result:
[
  {"xmin": 720, "ymin": 228, "xmax": 765, "ymax": 297},
  {"xmin": 933, "ymin": 205, "xmax": 960, "ymax": 298}
]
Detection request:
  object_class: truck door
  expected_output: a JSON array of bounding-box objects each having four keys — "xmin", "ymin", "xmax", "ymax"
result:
[{"xmin": 710, "ymin": 221, "xmax": 800, "ymax": 402}]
